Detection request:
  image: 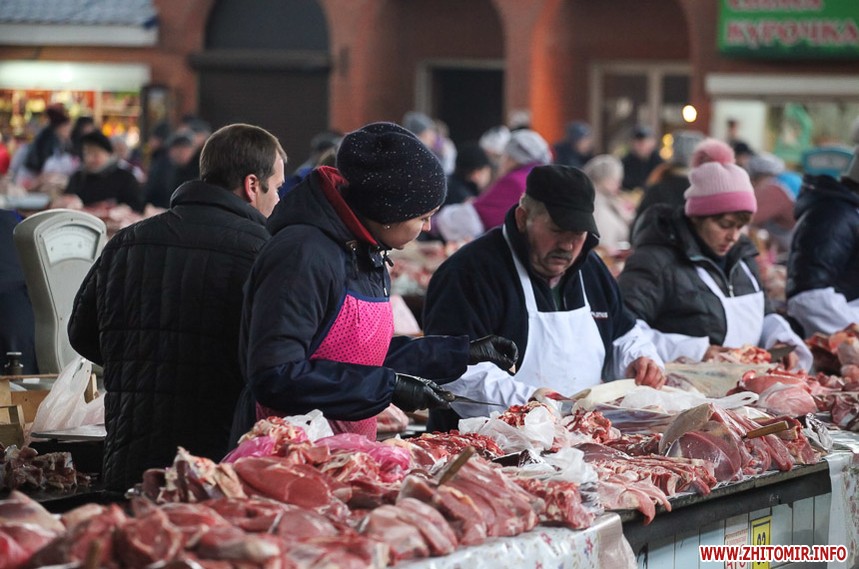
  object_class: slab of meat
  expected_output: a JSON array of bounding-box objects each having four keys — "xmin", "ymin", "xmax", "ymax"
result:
[
  {"xmin": 0, "ymin": 522, "xmax": 56, "ymax": 569},
  {"xmin": 409, "ymin": 430, "xmax": 503, "ymax": 462},
  {"xmin": 28, "ymin": 503, "xmax": 127, "ymax": 567},
  {"xmin": 376, "ymin": 404, "xmax": 410, "ymax": 433},
  {"xmin": 398, "ymin": 473, "xmax": 488, "ymax": 546},
  {"xmin": 195, "ymin": 525, "xmax": 282, "ymax": 563},
  {"xmin": 829, "ymin": 392, "xmax": 859, "ymax": 431},
  {"xmin": 114, "ymin": 507, "xmax": 184, "ymax": 567},
  {"xmin": 0, "ymin": 491, "xmax": 64, "ymax": 533},
  {"xmin": 513, "ymin": 478, "xmax": 595, "ymax": 529},
  {"xmin": 713, "ymin": 345, "xmax": 771, "ymax": 365},
  {"xmin": 0, "ymin": 445, "xmax": 88, "ymax": 494},
  {"xmin": 233, "ymin": 458, "xmax": 351, "ymax": 509},
  {"xmin": 285, "ymin": 534, "xmax": 389, "ymax": 569},
  {"xmin": 562, "ymin": 409, "xmax": 620, "ymax": 443}
]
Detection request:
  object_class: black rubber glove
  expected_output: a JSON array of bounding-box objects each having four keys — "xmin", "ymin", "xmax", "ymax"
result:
[
  {"xmin": 468, "ymin": 335, "xmax": 519, "ymax": 369},
  {"xmin": 392, "ymin": 373, "xmax": 451, "ymax": 412}
]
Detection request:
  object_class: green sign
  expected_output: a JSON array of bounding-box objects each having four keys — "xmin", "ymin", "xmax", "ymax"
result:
[{"xmin": 718, "ymin": 0, "xmax": 859, "ymax": 58}]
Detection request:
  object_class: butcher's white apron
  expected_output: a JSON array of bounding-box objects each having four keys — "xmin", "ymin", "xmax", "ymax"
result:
[
  {"xmin": 695, "ymin": 261, "xmax": 764, "ymax": 348},
  {"xmin": 504, "ymin": 226, "xmax": 605, "ymax": 395}
]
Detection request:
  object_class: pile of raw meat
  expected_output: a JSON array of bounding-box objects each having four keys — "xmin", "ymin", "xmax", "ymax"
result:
[{"xmin": 0, "ymin": 444, "xmax": 90, "ymax": 494}]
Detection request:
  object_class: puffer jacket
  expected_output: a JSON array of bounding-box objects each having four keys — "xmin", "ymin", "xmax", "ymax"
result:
[
  {"xmin": 618, "ymin": 204, "xmax": 769, "ymax": 344},
  {"xmin": 240, "ymin": 166, "xmax": 469, "ymax": 421},
  {"xmin": 68, "ymin": 181, "xmax": 269, "ymax": 493},
  {"xmin": 787, "ymin": 175, "xmax": 859, "ymax": 302}
]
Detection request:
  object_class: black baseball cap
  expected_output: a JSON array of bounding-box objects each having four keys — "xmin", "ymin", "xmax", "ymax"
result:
[{"xmin": 525, "ymin": 165, "xmax": 599, "ymax": 237}]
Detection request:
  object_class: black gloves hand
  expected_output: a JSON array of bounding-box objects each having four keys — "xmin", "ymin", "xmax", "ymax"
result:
[
  {"xmin": 468, "ymin": 335, "xmax": 519, "ymax": 370},
  {"xmin": 392, "ymin": 373, "xmax": 452, "ymax": 412}
]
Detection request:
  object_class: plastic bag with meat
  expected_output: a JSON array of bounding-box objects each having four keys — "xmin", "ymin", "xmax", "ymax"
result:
[{"xmin": 755, "ymin": 382, "xmax": 817, "ymax": 417}]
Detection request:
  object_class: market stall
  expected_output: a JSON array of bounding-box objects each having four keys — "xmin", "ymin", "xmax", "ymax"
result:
[{"xmin": 2, "ymin": 327, "xmax": 859, "ymax": 568}]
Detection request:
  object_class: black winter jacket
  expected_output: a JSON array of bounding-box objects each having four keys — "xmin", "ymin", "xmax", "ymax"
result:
[
  {"xmin": 240, "ymin": 167, "xmax": 469, "ymax": 421},
  {"xmin": 618, "ymin": 205, "xmax": 768, "ymax": 344},
  {"xmin": 423, "ymin": 208, "xmax": 637, "ymax": 430},
  {"xmin": 787, "ymin": 175, "xmax": 859, "ymax": 302},
  {"xmin": 68, "ymin": 181, "xmax": 269, "ymax": 492},
  {"xmin": 65, "ymin": 162, "xmax": 145, "ymax": 213}
]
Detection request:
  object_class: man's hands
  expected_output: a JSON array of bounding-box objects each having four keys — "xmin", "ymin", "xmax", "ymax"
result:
[
  {"xmin": 627, "ymin": 356, "xmax": 666, "ymax": 389},
  {"xmin": 392, "ymin": 373, "xmax": 451, "ymax": 412},
  {"xmin": 468, "ymin": 335, "xmax": 519, "ymax": 370}
]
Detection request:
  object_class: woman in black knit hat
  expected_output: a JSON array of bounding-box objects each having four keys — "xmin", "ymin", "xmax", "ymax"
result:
[{"xmin": 237, "ymin": 122, "xmax": 517, "ymax": 440}]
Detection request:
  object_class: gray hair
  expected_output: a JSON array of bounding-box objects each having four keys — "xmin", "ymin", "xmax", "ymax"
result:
[
  {"xmin": 518, "ymin": 193, "xmax": 548, "ymax": 221},
  {"xmin": 583, "ymin": 154, "xmax": 623, "ymax": 185}
]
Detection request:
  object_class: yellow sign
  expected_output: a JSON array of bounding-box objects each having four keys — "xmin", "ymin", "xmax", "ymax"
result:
[{"xmin": 750, "ymin": 515, "xmax": 772, "ymax": 569}]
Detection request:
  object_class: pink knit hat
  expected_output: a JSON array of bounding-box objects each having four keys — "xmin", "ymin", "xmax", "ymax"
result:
[{"xmin": 684, "ymin": 159, "xmax": 757, "ymax": 216}]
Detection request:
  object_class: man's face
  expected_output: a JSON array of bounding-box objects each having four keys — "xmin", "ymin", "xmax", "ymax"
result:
[
  {"xmin": 255, "ymin": 156, "xmax": 285, "ymax": 218},
  {"xmin": 633, "ymin": 136, "xmax": 656, "ymax": 158},
  {"xmin": 82, "ymin": 144, "xmax": 111, "ymax": 172},
  {"xmin": 516, "ymin": 207, "xmax": 588, "ymax": 281}
]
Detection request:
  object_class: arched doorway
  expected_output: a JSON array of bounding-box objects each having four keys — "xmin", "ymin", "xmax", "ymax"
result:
[
  {"xmin": 374, "ymin": 0, "xmax": 505, "ymax": 146},
  {"xmin": 193, "ymin": 0, "xmax": 330, "ymax": 166},
  {"xmin": 533, "ymin": 0, "xmax": 690, "ymax": 152}
]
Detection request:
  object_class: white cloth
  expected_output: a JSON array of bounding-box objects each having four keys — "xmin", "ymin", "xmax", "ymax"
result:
[
  {"xmin": 446, "ymin": 226, "xmax": 634, "ymax": 418},
  {"xmin": 434, "ymin": 202, "xmax": 485, "ymax": 242},
  {"xmin": 758, "ymin": 312, "xmax": 813, "ymax": 371},
  {"xmin": 633, "ymin": 319, "xmax": 710, "ymax": 364},
  {"xmin": 695, "ymin": 261, "xmax": 764, "ymax": 347},
  {"xmin": 788, "ymin": 287, "xmax": 859, "ymax": 336}
]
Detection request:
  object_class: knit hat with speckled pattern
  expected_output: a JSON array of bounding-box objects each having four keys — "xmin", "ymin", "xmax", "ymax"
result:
[{"xmin": 337, "ymin": 122, "xmax": 447, "ymax": 223}]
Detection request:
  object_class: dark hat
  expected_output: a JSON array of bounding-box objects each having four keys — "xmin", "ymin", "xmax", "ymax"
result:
[
  {"xmin": 45, "ymin": 103, "xmax": 70, "ymax": 127},
  {"xmin": 565, "ymin": 121, "xmax": 591, "ymax": 143},
  {"xmin": 166, "ymin": 132, "xmax": 194, "ymax": 149},
  {"xmin": 337, "ymin": 122, "xmax": 447, "ymax": 224},
  {"xmin": 525, "ymin": 164, "xmax": 599, "ymax": 236},
  {"xmin": 80, "ymin": 130, "xmax": 113, "ymax": 153},
  {"xmin": 633, "ymin": 125, "xmax": 654, "ymax": 139},
  {"xmin": 455, "ymin": 142, "xmax": 491, "ymax": 174}
]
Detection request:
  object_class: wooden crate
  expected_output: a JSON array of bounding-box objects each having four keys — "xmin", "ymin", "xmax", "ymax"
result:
[{"xmin": 0, "ymin": 404, "xmax": 24, "ymax": 447}]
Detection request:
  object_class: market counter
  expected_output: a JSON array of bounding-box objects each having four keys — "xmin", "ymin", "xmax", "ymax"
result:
[{"xmin": 403, "ymin": 512, "xmax": 635, "ymax": 569}]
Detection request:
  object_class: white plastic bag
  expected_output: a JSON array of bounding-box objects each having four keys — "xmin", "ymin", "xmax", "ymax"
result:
[{"xmin": 29, "ymin": 357, "xmax": 104, "ymax": 436}]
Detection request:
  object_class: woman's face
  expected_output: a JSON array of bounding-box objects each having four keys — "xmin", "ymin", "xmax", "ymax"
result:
[
  {"xmin": 691, "ymin": 213, "xmax": 750, "ymax": 257},
  {"xmin": 373, "ymin": 207, "xmax": 439, "ymax": 250}
]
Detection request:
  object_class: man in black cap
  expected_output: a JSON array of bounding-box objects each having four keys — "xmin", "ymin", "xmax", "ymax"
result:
[
  {"xmin": 423, "ymin": 164, "xmax": 665, "ymax": 431},
  {"xmin": 64, "ymin": 130, "xmax": 144, "ymax": 212},
  {"xmin": 621, "ymin": 125, "xmax": 663, "ymax": 191}
]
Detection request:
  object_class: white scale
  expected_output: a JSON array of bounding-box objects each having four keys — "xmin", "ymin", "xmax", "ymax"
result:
[{"xmin": 12, "ymin": 209, "xmax": 106, "ymax": 373}]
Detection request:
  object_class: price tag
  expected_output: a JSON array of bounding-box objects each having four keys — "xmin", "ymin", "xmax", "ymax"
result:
[{"xmin": 750, "ymin": 515, "xmax": 771, "ymax": 569}]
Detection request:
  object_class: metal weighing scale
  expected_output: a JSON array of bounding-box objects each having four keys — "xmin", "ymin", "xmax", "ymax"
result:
[{"xmin": 12, "ymin": 209, "xmax": 106, "ymax": 374}]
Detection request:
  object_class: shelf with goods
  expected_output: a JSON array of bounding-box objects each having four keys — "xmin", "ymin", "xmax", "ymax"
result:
[{"xmin": 0, "ymin": 88, "xmax": 141, "ymax": 147}]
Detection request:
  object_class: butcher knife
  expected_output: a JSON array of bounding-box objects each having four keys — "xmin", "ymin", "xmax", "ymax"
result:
[{"xmin": 440, "ymin": 391, "xmax": 508, "ymax": 408}]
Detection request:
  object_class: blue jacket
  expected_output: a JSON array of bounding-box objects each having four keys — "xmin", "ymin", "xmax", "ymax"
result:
[
  {"xmin": 787, "ymin": 175, "xmax": 859, "ymax": 303},
  {"xmin": 240, "ymin": 167, "xmax": 469, "ymax": 421}
]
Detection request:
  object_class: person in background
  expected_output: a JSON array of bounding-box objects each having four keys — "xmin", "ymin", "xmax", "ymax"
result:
[
  {"xmin": 239, "ymin": 122, "xmax": 517, "ymax": 440},
  {"xmin": 111, "ymin": 134, "xmax": 146, "ymax": 184},
  {"xmin": 621, "ymin": 125, "xmax": 663, "ymax": 191},
  {"xmin": 445, "ymin": 142, "xmax": 492, "ymax": 205},
  {"xmin": 0, "ymin": 209, "xmax": 38, "ymax": 375},
  {"xmin": 479, "ymin": 125, "xmax": 511, "ymax": 177},
  {"xmin": 68, "ymin": 123, "xmax": 286, "ymax": 494},
  {"xmin": 24, "ymin": 103, "xmax": 72, "ymax": 177},
  {"xmin": 552, "ymin": 121, "xmax": 593, "ymax": 169},
  {"xmin": 584, "ymin": 155, "xmax": 634, "ymax": 253},
  {"xmin": 786, "ymin": 146, "xmax": 859, "ymax": 335},
  {"xmin": 632, "ymin": 130, "xmax": 705, "ymax": 238},
  {"xmin": 423, "ymin": 165, "xmax": 665, "ymax": 431},
  {"xmin": 434, "ymin": 129, "xmax": 551, "ymax": 242},
  {"xmin": 747, "ymin": 153, "xmax": 796, "ymax": 255},
  {"xmin": 279, "ymin": 130, "xmax": 342, "ymax": 197},
  {"xmin": 143, "ymin": 133, "xmax": 195, "ymax": 209},
  {"xmin": 173, "ymin": 116, "xmax": 212, "ymax": 184},
  {"xmin": 0, "ymin": 133, "xmax": 10, "ymax": 176},
  {"xmin": 70, "ymin": 116, "xmax": 96, "ymax": 161},
  {"xmin": 618, "ymin": 141, "xmax": 811, "ymax": 368},
  {"xmin": 64, "ymin": 130, "xmax": 144, "ymax": 213}
]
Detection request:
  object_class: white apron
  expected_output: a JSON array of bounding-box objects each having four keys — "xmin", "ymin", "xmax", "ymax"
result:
[
  {"xmin": 695, "ymin": 261, "xmax": 764, "ymax": 348},
  {"xmin": 504, "ymin": 226, "xmax": 605, "ymax": 394}
]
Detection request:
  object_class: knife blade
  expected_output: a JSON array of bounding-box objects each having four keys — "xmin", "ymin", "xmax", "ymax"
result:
[
  {"xmin": 767, "ymin": 345, "xmax": 796, "ymax": 360},
  {"xmin": 440, "ymin": 390, "xmax": 508, "ymax": 408}
]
